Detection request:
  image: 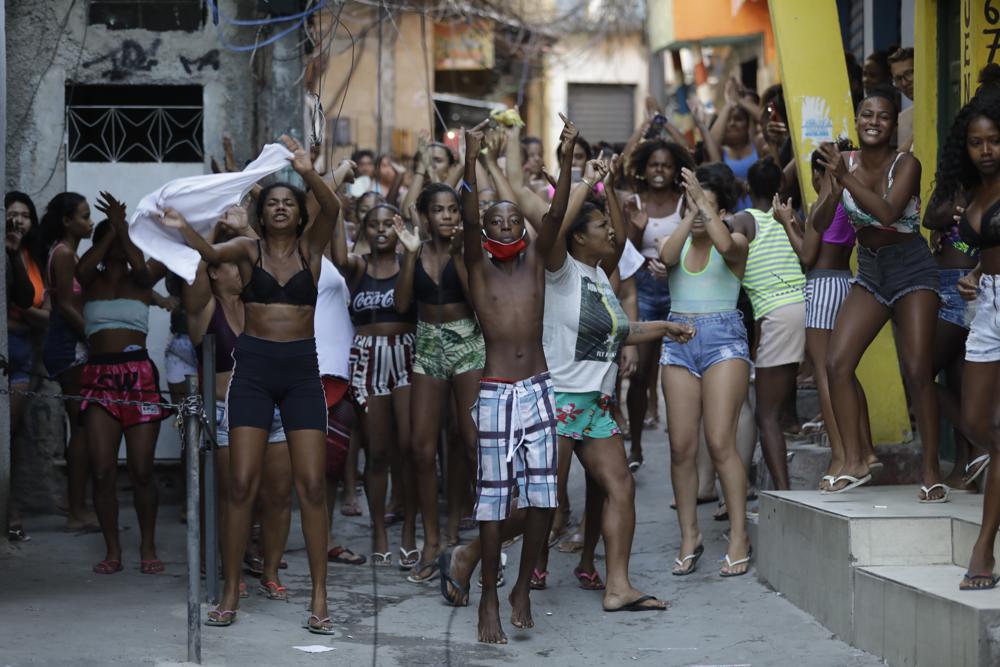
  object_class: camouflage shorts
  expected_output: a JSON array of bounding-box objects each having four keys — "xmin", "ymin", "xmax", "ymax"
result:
[{"xmin": 412, "ymin": 317, "xmax": 486, "ymax": 380}]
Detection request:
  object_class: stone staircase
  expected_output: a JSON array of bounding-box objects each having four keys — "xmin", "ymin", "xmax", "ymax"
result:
[{"xmin": 757, "ymin": 486, "xmax": 1000, "ymax": 667}]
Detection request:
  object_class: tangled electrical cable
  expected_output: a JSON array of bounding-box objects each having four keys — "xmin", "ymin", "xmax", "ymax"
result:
[{"xmin": 205, "ymin": 0, "xmax": 329, "ymax": 52}]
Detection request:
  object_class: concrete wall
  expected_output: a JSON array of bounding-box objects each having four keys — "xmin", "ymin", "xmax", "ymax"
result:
[{"xmin": 543, "ymin": 31, "xmax": 649, "ymax": 166}]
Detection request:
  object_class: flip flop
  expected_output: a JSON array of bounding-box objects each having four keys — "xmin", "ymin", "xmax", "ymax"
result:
[
  {"xmin": 398, "ymin": 547, "xmax": 420, "ymax": 571},
  {"xmin": 821, "ymin": 473, "xmax": 872, "ymax": 494},
  {"xmin": 93, "ymin": 559, "xmax": 123, "ymax": 575},
  {"xmin": 604, "ymin": 594, "xmax": 667, "ymax": 612},
  {"xmin": 960, "ymin": 572, "xmax": 999, "ymax": 591},
  {"xmin": 437, "ymin": 551, "xmax": 469, "ymax": 607},
  {"xmin": 477, "ymin": 552, "xmax": 507, "ymax": 589},
  {"xmin": 964, "ymin": 454, "xmax": 991, "ymax": 486},
  {"xmin": 205, "ymin": 609, "xmax": 237, "ymax": 627},
  {"xmin": 720, "ymin": 546, "xmax": 753, "ymax": 577},
  {"xmin": 628, "ymin": 460, "xmax": 643, "ymax": 473},
  {"xmin": 328, "ymin": 546, "xmax": 366, "ymax": 565},
  {"xmin": 259, "ymin": 579, "xmax": 288, "ymax": 601},
  {"xmin": 407, "ymin": 558, "xmax": 440, "ymax": 583},
  {"xmin": 869, "ymin": 461, "xmax": 884, "ymax": 475},
  {"xmin": 574, "ymin": 568, "xmax": 605, "ymax": 590},
  {"xmin": 818, "ymin": 474, "xmax": 836, "ymax": 492},
  {"xmin": 557, "ymin": 532, "xmax": 584, "ymax": 553},
  {"xmin": 919, "ymin": 483, "xmax": 950, "ymax": 504},
  {"xmin": 529, "ymin": 568, "xmax": 548, "ymax": 590},
  {"xmin": 672, "ymin": 544, "xmax": 704, "ymax": 576},
  {"xmin": 372, "ymin": 552, "xmax": 392, "ymax": 567},
  {"xmin": 239, "ymin": 581, "xmax": 249, "ymax": 599},
  {"xmin": 303, "ymin": 614, "xmax": 336, "ymax": 635},
  {"xmin": 340, "ymin": 501, "xmax": 362, "ymax": 517},
  {"xmin": 140, "ymin": 559, "xmax": 165, "ymax": 574}
]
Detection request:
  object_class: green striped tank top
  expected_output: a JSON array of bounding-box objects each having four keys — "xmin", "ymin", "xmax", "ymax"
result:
[{"xmin": 742, "ymin": 207, "xmax": 806, "ymax": 319}]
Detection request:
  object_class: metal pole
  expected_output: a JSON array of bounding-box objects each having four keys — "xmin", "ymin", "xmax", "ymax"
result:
[
  {"xmin": 201, "ymin": 335, "xmax": 218, "ymax": 604},
  {"xmin": 184, "ymin": 375, "xmax": 202, "ymax": 664},
  {"xmin": 0, "ymin": 0, "xmax": 10, "ymax": 545}
]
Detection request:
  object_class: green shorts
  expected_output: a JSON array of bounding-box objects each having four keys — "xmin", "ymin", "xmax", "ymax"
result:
[
  {"xmin": 412, "ymin": 317, "xmax": 486, "ymax": 380},
  {"xmin": 554, "ymin": 391, "xmax": 620, "ymax": 441}
]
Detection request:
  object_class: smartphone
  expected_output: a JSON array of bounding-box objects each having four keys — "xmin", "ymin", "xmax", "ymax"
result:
[
  {"xmin": 632, "ymin": 193, "xmax": 642, "ymax": 210},
  {"xmin": 644, "ymin": 113, "xmax": 668, "ymax": 139},
  {"xmin": 571, "ymin": 166, "xmax": 582, "ymax": 183}
]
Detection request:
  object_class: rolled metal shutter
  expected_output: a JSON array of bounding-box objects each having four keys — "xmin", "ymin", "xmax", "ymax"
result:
[{"xmin": 567, "ymin": 83, "xmax": 636, "ymax": 145}]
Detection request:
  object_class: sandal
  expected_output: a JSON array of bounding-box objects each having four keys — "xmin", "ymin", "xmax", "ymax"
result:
[
  {"xmin": 328, "ymin": 546, "xmax": 366, "ymax": 566},
  {"xmin": 340, "ymin": 501, "xmax": 362, "ymax": 517},
  {"xmin": 574, "ymin": 567, "xmax": 605, "ymax": 590},
  {"xmin": 720, "ymin": 546, "xmax": 753, "ymax": 577},
  {"xmin": 140, "ymin": 559, "xmax": 165, "ymax": 574},
  {"xmin": 557, "ymin": 532, "xmax": 584, "ymax": 553},
  {"xmin": 529, "ymin": 568, "xmax": 548, "ymax": 590},
  {"xmin": 818, "ymin": 475, "xmax": 835, "ymax": 492},
  {"xmin": 604, "ymin": 594, "xmax": 667, "ymax": 612},
  {"xmin": 398, "ymin": 547, "xmax": 420, "ymax": 570},
  {"xmin": 960, "ymin": 572, "xmax": 999, "ymax": 591},
  {"xmin": 437, "ymin": 551, "xmax": 469, "ymax": 607},
  {"xmin": 919, "ymin": 483, "xmax": 950, "ymax": 504},
  {"xmin": 477, "ymin": 552, "xmax": 507, "ymax": 589},
  {"xmin": 239, "ymin": 580, "xmax": 249, "ymax": 599},
  {"xmin": 372, "ymin": 552, "xmax": 392, "ymax": 567},
  {"xmin": 244, "ymin": 554, "xmax": 264, "ymax": 577},
  {"xmin": 672, "ymin": 544, "xmax": 704, "ymax": 576},
  {"xmin": 964, "ymin": 454, "xmax": 991, "ymax": 486},
  {"xmin": 407, "ymin": 558, "xmax": 440, "ymax": 583},
  {"xmin": 205, "ymin": 609, "xmax": 237, "ymax": 627},
  {"xmin": 7, "ymin": 527, "xmax": 30, "ymax": 542},
  {"xmin": 820, "ymin": 473, "xmax": 872, "ymax": 494},
  {"xmin": 303, "ymin": 614, "xmax": 336, "ymax": 635},
  {"xmin": 259, "ymin": 579, "xmax": 288, "ymax": 601},
  {"xmin": 93, "ymin": 559, "xmax": 123, "ymax": 575}
]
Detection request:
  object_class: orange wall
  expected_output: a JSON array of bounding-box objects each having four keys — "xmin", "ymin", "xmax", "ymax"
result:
[{"xmin": 673, "ymin": 0, "xmax": 775, "ymax": 63}]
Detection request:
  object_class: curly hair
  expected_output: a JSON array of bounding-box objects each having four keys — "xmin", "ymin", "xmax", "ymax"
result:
[
  {"xmin": 627, "ymin": 139, "xmax": 695, "ymax": 192},
  {"xmin": 933, "ymin": 64, "xmax": 1000, "ymax": 204},
  {"xmin": 695, "ymin": 163, "xmax": 741, "ymax": 213}
]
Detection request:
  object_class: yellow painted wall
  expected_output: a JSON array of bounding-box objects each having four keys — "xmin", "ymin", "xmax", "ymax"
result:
[
  {"xmin": 770, "ymin": 0, "xmax": 912, "ymax": 444},
  {"xmin": 961, "ymin": 0, "xmax": 1000, "ymax": 101}
]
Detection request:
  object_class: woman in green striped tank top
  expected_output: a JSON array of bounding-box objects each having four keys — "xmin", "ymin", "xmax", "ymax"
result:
[{"xmin": 658, "ymin": 164, "xmax": 753, "ymax": 577}]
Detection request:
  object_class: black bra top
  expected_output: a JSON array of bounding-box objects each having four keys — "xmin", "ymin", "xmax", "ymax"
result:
[
  {"xmin": 959, "ymin": 198, "xmax": 1000, "ymax": 251},
  {"xmin": 349, "ymin": 257, "xmax": 417, "ymax": 326},
  {"xmin": 241, "ymin": 240, "xmax": 318, "ymax": 307},
  {"xmin": 414, "ymin": 253, "xmax": 466, "ymax": 305}
]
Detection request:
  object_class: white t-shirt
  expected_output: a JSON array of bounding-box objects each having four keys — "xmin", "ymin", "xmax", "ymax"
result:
[
  {"xmin": 543, "ymin": 256, "xmax": 629, "ymax": 395},
  {"xmin": 315, "ymin": 256, "xmax": 353, "ymax": 379},
  {"xmin": 618, "ymin": 239, "xmax": 645, "ymax": 281}
]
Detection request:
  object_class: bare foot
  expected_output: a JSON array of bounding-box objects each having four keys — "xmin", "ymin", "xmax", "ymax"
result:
[
  {"xmin": 508, "ymin": 585, "xmax": 533, "ymax": 629},
  {"xmin": 66, "ymin": 512, "xmax": 99, "ymax": 531},
  {"xmin": 478, "ymin": 592, "xmax": 507, "ymax": 644}
]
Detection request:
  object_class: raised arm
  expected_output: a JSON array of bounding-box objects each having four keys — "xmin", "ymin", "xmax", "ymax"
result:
[
  {"xmin": 690, "ymin": 98, "xmax": 722, "ymax": 163},
  {"xmin": 76, "ymin": 217, "xmax": 118, "ymax": 286},
  {"xmin": 462, "ymin": 122, "xmax": 488, "ymax": 271},
  {"xmin": 158, "ymin": 207, "xmax": 253, "ymax": 266},
  {"xmin": 683, "ymin": 168, "xmax": 748, "ymax": 265},
  {"xmin": 603, "ymin": 155, "xmax": 627, "ymax": 267},
  {"xmin": 283, "ymin": 135, "xmax": 342, "ymax": 254},
  {"xmin": 537, "ymin": 113, "xmax": 579, "ymax": 263},
  {"xmin": 95, "ymin": 192, "xmax": 158, "ymax": 287},
  {"xmin": 658, "ymin": 203, "xmax": 695, "ymax": 267},
  {"xmin": 546, "ymin": 159, "xmax": 607, "ymax": 272},
  {"xmin": 820, "ymin": 143, "xmax": 921, "ymax": 225},
  {"xmin": 773, "ymin": 194, "xmax": 808, "ymax": 262},
  {"xmin": 393, "ymin": 215, "xmax": 421, "ymax": 313}
]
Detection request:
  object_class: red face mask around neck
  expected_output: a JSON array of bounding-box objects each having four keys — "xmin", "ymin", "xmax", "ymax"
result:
[{"xmin": 482, "ymin": 229, "xmax": 527, "ymax": 262}]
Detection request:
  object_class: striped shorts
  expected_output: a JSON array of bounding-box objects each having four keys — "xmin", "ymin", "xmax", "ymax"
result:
[
  {"xmin": 805, "ymin": 269, "xmax": 852, "ymax": 330},
  {"xmin": 348, "ymin": 333, "xmax": 414, "ymax": 411},
  {"xmin": 473, "ymin": 373, "xmax": 559, "ymax": 522}
]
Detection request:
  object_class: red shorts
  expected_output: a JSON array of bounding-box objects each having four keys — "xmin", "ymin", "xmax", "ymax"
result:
[
  {"xmin": 80, "ymin": 350, "xmax": 168, "ymax": 429},
  {"xmin": 323, "ymin": 376, "xmax": 352, "ymax": 478}
]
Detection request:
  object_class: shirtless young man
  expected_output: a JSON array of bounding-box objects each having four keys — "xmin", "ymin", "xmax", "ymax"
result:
[{"xmin": 438, "ymin": 115, "xmax": 577, "ymax": 644}]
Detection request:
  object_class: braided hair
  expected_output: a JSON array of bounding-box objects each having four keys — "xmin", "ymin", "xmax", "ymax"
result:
[{"xmin": 933, "ymin": 64, "xmax": 1000, "ymax": 205}]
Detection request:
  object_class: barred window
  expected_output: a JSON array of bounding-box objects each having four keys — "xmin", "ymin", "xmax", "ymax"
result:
[
  {"xmin": 66, "ymin": 85, "xmax": 203, "ymax": 163},
  {"xmin": 89, "ymin": 0, "xmax": 205, "ymax": 32}
]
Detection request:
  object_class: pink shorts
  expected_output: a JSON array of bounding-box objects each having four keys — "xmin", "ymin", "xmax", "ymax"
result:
[{"xmin": 80, "ymin": 349, "xmax": 169, "ymax": 429}]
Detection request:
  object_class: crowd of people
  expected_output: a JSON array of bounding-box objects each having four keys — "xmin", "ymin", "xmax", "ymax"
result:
[{"xmin": 6, "ymin": 44, "xmax": 1000, "ymax": 642}]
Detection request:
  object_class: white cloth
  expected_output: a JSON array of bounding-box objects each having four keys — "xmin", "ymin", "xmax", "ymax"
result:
[
  {"xmin": 128, "ymin": 143, "xmax": 294, "ymax": 283},
  {"xmin": 618, "ymin": 239, "xmax": 645, "ymax": 281},
  {"xmin": 543, "ymin": 256, "xmax": 629, "ymax": 395},
  {"xmin": 315, "ymin": 256, "xmax": 353, "ymax": 378}
]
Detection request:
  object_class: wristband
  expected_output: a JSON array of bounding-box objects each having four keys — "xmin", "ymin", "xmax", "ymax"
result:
[
  {"xmin": 458, "ymin": 179, "xmax": 474, "ymax": 193},
  {"xmin": 581, "ymin": 178, "xmax": 595, "ymax": 190}
]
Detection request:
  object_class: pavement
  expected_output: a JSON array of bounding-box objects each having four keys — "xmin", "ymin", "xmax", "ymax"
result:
[{"xmin": 0, "ymin": 425, "xmax": 883, "ymax": 667}]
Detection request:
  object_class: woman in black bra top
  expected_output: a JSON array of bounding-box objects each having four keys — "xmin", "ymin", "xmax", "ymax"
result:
[
  {"xmin": 160, "ymin": 135, "xmax": 341, "ymax": 634},
  {"xmin": 935, "ymin": 67, "xmax": 1000, "ymax": 591},
  {"xmin": 332, "ymin": 201, "xmax": 418, "ymax": 568},
  {"xmin": 394, "ymin": 183, "xmax": 486, "ymax": 582}
]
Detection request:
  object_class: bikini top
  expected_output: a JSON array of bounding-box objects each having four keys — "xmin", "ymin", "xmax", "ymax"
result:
[
  {"xmin": 348, "ymin": 257, "xmax": 417, "ymax": 326},
  {"xmin": 196, "ymin": 298, "xmax": 240, "ymax": 373},
  {"xmin": 841, "ymin": 152, "xmax": 921, "ymax": 234},
  {"xmin": 241, "ymin": 239, "xmax": 317, "ymax": 307},
  {"xmin": 958, "ymin": 197, "xmax": 1000, "ymax": 252},
  {"xmin": 414, "ymin": 250, "xmax": 465, "ymax": 305}
]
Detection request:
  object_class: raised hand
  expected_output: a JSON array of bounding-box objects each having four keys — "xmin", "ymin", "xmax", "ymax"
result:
[
  {"xmin": 280, "ymin": 134, "xmax": 313, "ymax": 175},
  {"xmin": 557, "ymin": 112, "xmax": 579, "ymax": 158},
  {"xmin": 96, "ymin": 191, "xmax": 127, "ymax": 224},
  {"xmin": 337, "ymin": 159, "xmax": 358, "ymax": 184},
  {"xmin": 448, "ymin": 226, "xmax": 465, "ymax": 256},
  {"xmin": 159, "ymin": 207, "xmax": 188, "ymax": 230},
  {"xmin": 394, "ymin": 215, "xmax": 421, "ymax": 253},
  {"xmin": 464, "ymin": 120, "xmax": 489, "ymax": 161},
  {"xmin": 817, "ymin": 142, "xmax": 847, "ymax": 181},
  {"xmin": 772, "ymin": 194, "xmax": 796, "ymax": 226},
  {"xmin": 624, "ymin": 194, "xmax": 648, "ymax": 230},
  {"xmin": 681, "ymin": 167, "xmax": 710, "ymax": 212},
  {"xmin": 604, "ymin": 154, "xmax": 621, "ymax": 187},
  {"xmin": 220, "ymin": 205, "xmax": 250, "ymax": 233}
]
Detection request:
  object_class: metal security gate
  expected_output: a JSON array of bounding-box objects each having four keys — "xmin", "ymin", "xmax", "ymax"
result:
[{"xmin": 567, "ymin": 83, "xmax": 636, "ymax": 145}]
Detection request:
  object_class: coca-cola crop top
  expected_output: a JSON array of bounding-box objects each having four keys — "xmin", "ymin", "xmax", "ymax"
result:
[{"xmin": 348, "ymin": 257, "xmax": 417, "ymax": 326}]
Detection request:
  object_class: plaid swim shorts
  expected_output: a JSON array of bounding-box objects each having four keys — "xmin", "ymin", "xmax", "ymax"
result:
[{"xmin": 473, "ymin": 372, "xmax": 559, "ymax": 522}]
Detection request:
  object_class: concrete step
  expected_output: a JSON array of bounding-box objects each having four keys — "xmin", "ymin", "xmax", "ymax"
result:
[{"xmin": 854, "ymin": 564, "xmax": 1000, "ymax": 667}]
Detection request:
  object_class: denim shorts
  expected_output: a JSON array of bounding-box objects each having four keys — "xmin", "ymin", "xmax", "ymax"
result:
[
  {"xmin": 966, "ymin": 274, "xmax": 1000, "ymax": 363},
  {"xmin": 7, "ymin": 331, "xmax": 33, "ymax": 385},
  {"xmin": 854, "ymin": 235, "xmax": 940, "ymax": 307},
  {"xmin": 635, "ymin": 265, "xmax": 671, "ymax": 321},
  {"xmin": 938, "ymin": 268, "xmax": 975, "ymax": 329},
  {"xmin": 215, "ymin": 404, "xmax": 286, "ymax": 447},
  {"xmin": 660, "ymin": 310, "xmax": 751, "ymax": 378}
]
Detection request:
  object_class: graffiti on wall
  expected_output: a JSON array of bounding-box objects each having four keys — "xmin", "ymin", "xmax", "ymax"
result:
[
  {"xmin": 82, "ymin": 39, "xmax": 161, "ymax": 81},
  {"xmin": 179, "ymin": 50, "xmax": 220, "ymax": 75}
]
